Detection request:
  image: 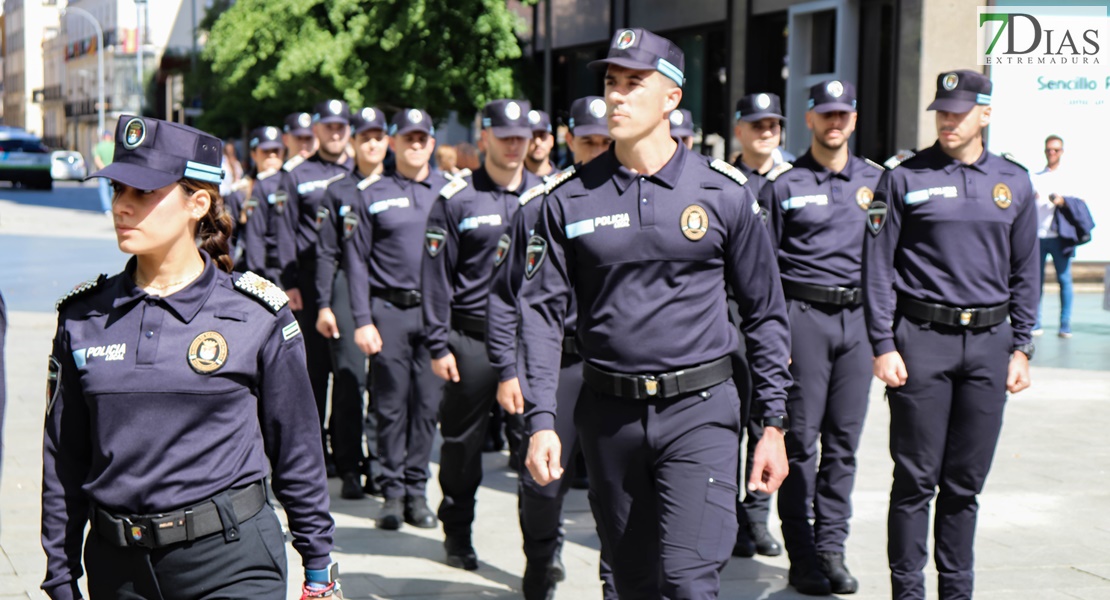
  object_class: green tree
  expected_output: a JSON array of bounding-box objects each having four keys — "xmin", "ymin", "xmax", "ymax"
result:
[{"xmin": 198, "ymin": 0, "xmax": 533, "ymax": 136}]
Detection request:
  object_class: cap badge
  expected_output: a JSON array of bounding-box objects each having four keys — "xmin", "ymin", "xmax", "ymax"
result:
[
  {"xmin": 362, "ymin": 108, "xmax": 376, "ymax": 122},
  {"xmin": 616, "ymin": 29, "xmax": 636, "ymax": 49},
  {"xmin": 408, "ymin": 109, "xmax": 423, "ymax": 123},
  {"xmin": 588, "ymin": 98, "xmax": 607, "ymax": 118},
  {"xmin": 680, "ymin": 204, "xmax": 709, "ymax": 241},
  {"xmin": 505, "ymin": 101, "xmax": 521, "ymax": 121},
  {"xmin": 188, "ymin": 331, "xmax": 228, "ymax": 374},
  {"xmin": 528, "ymin": 110, "xmax": 541, "ymax": 125},
  {"xmin": 670, "ymin": 110, "xmax": 684, "ymax": 126},
  {"xmin": 756, "ymin": 93, "xmax": 771, "ymax": 109},
  {"xmin": 298, "ymin": 113, "xmax": 312, "ymax": 128},
  {"xmin": 329, "ymin": 100, "xmax": 343, "ymax": 115},
  {"xmin": 265, "ymin": 126, "xmax": 279, "ymax": 139},
  {"xmin": 856, "ymin": 186, "xmax": 874, "ymax": 210},
  {"xmin": 993, "ymin": 183, "xmax": 1012, "ymax": 209},
  {"xmin": 943, "ymin": 73, "xmax": 959, "ymax": 91},
  {"xmin": 826, "ymin": 81, "xmax": 844, "ymax": 98},
  {"xmin": 122, "ymin": 118, "xmax": 146, "ymax": 150}
]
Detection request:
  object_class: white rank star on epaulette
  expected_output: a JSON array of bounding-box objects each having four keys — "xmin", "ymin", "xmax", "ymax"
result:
[
  {"xmin": 710, "ymin": 159, "xmax": 748, "ymax": 186},
  {"xmin": 864, "ymin": 158, "xmax": 883, "ymax": 171},
  {"xmin": 282, "ymin": 155, "xmax": 305, "ymax": 172},
  {"xmin": 357, "ymin": 173, "xmax": 382, "ymax": 191},
  {"xmin": 439, "ymin": 174, "xmax": 470, "ymax": 199},
  {"xmin": 1001, "ymin": 152, "xmax": 1028, "ymax": 171},
  {"xmin": 256, "ymin": 167, "xmax": 279, "ymax": 181},
  {"xmin": 519, "ymin": 182, "xmax": 547, "ymax": 206},
  {"xmin": 883, "ymin": 149, "xmax": 916, "ymax": 170},
  {"xmin": 56, "ymin": 275, "xmax": 106, "ymax": 311},
  {"xmin": 445, "ymin": 168, "xmax": 472, "ymax": 181},
  {"xmin": 234, "ymin": 271, "xmax": 289, "ymax": 313},
  {"xmin": 765, "ymin": 162, "xmax": 794, "ymax": 182},
  {"xmin": 544, "ymin": 165, "xmax": 577, "ymax": 195}
]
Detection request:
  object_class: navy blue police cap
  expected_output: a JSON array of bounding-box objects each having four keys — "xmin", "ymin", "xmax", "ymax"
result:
[
  {"xmin": 249, "ymin": 126, "xmax": 283, "ymax": 151},
  {"xmin": 89, "ymin": 115, "xmax": 223, "ymax": 191},
  {"xmin": 528, "ymin": 109, "xmax": 552, "ymax": 134},
  {"xmin": 808, "ymin": 80, "xmax": 857, "ymax": 113},
  {"xmin": 568, "ymin": 96, "xmax": 608, "ymax": 137},
  {"xmin": 588, "ymin": 28, "xmax": 685, "ymax": 88},
  {"xmin": 390, "ymin": 108, "xmax": 434, "ymax": 137},
  {"xmin": 313, "ymin": 99, "xmax": 350, "ymax": 125},
  {"xmin": 350, "ymin": 107, "xmax": 388, "ymax": 135},
  {"xmin": 669, "ymin": 109, "xmax": 694, "ymax": 138},
  {"xmin": 482, "ymin": 99, "xmax": 532, "ymax": 139},
  {"xmin": 283, "ymin": 112, "xmax": 313, "ymax": 137},
  {"xmin": 735, "ymin": 92, "xmax": 784, "ymax": 122},
  {"xmin": 928, "ymin": 69, "xmax": 992, "ymax": 113}
]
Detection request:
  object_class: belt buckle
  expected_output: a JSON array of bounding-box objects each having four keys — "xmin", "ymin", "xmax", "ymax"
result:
[
  {"xmin": 959, "ymin": 309, "xmax": 973, "ymax": 326},
  {"xmin": 642, "ymin": 376, "xmax": 658, "ymax": 397},
  {"xmin": 121, "ymin": 516, "xmax": 154, "ymax": 548},
  {"xmin": 844, "ymin": 288, "xmax": 860, "ymax": 304}
]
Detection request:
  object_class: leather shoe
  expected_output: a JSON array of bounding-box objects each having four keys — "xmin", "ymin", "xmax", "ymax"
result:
[
  {"xmin": 522, "ymin": 550, "xmax": 565, "ymax": 600},
  {"xmin": 445, "ymin": 536, "xmax": 479, "ymax": 570},
  {"xmin": 818, "ymin": 551, "xmax": 859, "ymax": 594},
  {"xmin": 404, "ymin": 496, "xmax": 437, "ymax": 528},
  {"xmin": 749, "ymin": 522, "xmax": 783, "ymax": 556},
  {"xmin": 789, "ymin": 559, "xmax": 832, "ymax": 596},
  {"xmin": 376, "ymin": 497, "xmax": 403, "ymax": 530},
  {"xmin": 732, "ymin": 524, "xmax": 756, "ymax": 558},
  {"xmin": 340, "ymin": 472, "xmax": 365, "ymax": 500}
]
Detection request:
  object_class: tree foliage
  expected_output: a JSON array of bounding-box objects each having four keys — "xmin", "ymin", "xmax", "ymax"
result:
[{"xmin": 197, "ymin": 0, "xmax": 534, "ymax": 136}]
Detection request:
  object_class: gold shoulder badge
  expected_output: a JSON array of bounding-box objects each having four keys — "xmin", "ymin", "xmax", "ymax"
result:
[
  {"xmin": 56, "ymin": 274, "xmax": 106, "ymax": 311},
  {"xmin": 519, "ymin": 182, "xmax": 546, "ymax": 206},
  {"xmin": 856, "ymin": 186, "xmax": 874, "ymax": 210},
  {"xmin": 680, "ymin": 204, "xmax": 709, "ymax": 241},
  {"xmin": 188, "ymin": 331, "xmax": 228, "ymax": 374},
  {"xmin": 439, "ymin": 176, "xmax": 469, "ymax": 200},
  {"xmin": 357, "ymin": 173, "xmax": 382, "ymax": 191},
  {"xmin": 864, "ymin": 158, "xmax": 883, "ymax": 171},
  {"xmin": 1002, "ymin": 152, "xmax": 1028, "ymax": 171},
  {"xmin": 710, "ymin": 159, "xmax": 748, "ymax": 186},
  {"xmin": 544, "ymin": 165, "xmax": 577, "ymax": 195},
  {"xmin": 234, "ymin": 271, "xmax": 289, "ymax": 313},
  {"xmin": 883, "ymin": 149, "xmax": 916, "ymax": 170},
  {"xmin": 256, "ymin": 168, "xmax": 279, "ymax": 181},
  {"xmin": 282, "ymin": 155, "xmax": 305, "ymax": 172},
  {"xmin": 765, "ymin": 162, "xmax": 793, "ymax": 182},
  {"xmin": 993, "ymin": 183, "xmax": 1013, "ymax": 209}
]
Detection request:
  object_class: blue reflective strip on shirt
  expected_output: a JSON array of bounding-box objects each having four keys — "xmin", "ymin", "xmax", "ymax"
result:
[
  {"xmin": 72, "ymin": 349, "xmax": 87, "ymax": 368},
  {"xmin": 781, "ymin": 195, "xmax": 828, "ymax": 210},
  {"xmin": 905, "ymin": 189, "xmax": 931, "ymax": 205},
  {"xmin": 565, "ymin": 219, "xmax": 595, "ymax": 239}
]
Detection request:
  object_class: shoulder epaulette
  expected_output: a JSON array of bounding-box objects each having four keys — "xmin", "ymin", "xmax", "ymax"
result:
[
  {"xmin": 765, "ymin": 162, "xmax": 794, "ymax": 182},
  {"xmin": 233, "ymin": 271, "xmax": 289, "ymax": 313},
  {"xmin": 883, "ymin": 149, "xmax": 916, "ymax": 170},
  {"xmin": 864, "ymin": 158, "xmax": 884, "ymax": 171},
  {"xmin": 282, "ymin": 155, "xmax": 305, "ymax": 172},
  {"xmin": 357, "ymin": 173, "xmax": 382, "ymax": 191},
  {"xmin": 439, "ymin": 175, "xmax": 470, "ymax": 200},
  {"xmin": 543, "ymin": 165, "xmax": 577, "ymax": 195},
  {"xmin": 1002, "ymin": 152, "xmax": 1028, "ymax": 171},
  {"xmin": 229, "ymin": 177, "xmax": 251, "ymax": 192},
  {"xmin": 256, "ymin": 168, "xmax": 279, "ymax": 181},
  {"xmin": 710, "ymin": 158, "xmax": 748, "ymax": 186},
  {"xmin": 519, "ymin": 182, "xmax": 547, "ymax": 206},
  {"xmin": 56, "ymin": 275, "xmax": 106, "ymax": 311},
  {"xmin": 445, "ymin": 168, "xmax": 472, "ymax": 181}
]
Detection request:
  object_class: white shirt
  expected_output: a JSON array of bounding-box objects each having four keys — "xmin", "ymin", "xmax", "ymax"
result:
[{"xmin": 1030, "ymin": 165, "xmax": 1066, "ymax": 239}]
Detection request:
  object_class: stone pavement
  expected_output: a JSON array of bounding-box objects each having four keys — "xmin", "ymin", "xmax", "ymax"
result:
[{"xmin": 1, "ymin": 194, "xmax": 1109, "ymax": 599}]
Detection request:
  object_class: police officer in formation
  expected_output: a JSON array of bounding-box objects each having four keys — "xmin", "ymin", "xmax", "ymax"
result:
[
  {"xmin": 315, "ymin": 107, "xmax": 389, "ymax": 498},
  {"xmin": 421, "ymin": 99, "xmax": 543, "ymax": 570},
  {"xmin": 230, "ymin": 125, "xmax": 285, "ymax": 276},
  {"xmin": 669, "ymin": 108, "xmax": 695, "ymax": 149},
  {"xmin": 863, "ymin": 70, "xmax": 1036, "ymax": 600},
  {"xmin": 732, "ymin": 92, "xmax": 787, "ymax": 198},
  {"xmin": 486, "ymin": 95, "xmax": 616, "ymax": 600},
  {"xmin": 520, "ymin": 29, "xmax": 791, "ymax": 598},
  {"xmin": 761, "ymin": 79, "xmax": 884, "ymax": 595},
  {"xmin": 43, "ymin": 115, "xmax": 339, "ymax": 598},
  {"xmin": 284, "ymin": 111, "xmax": 318, "ymax": 161},
  {"xmin": 525, "ymin": 109, "xmax": 557, "ymax": 179},
  {"xmin": 342, "ymin": 108, "xmax": 447, "ymax": 530}
]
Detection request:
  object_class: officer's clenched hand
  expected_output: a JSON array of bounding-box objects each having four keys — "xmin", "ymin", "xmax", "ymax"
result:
[
  {"xmin": 286, "ymin": 288, "xmax": 304, "ymax": 311},
  {"xmin": 749, "ymin": 426, "xmax": 788, "ymax": 493},
  {"xmin": 1006, "ymin": 351, "xmax": 1031, "ymax": 393},
  {"xmin": 316, "ymin": 308, "xmax": 340, "ymax": 339},
  {"xmin": 497, "ymin": 378, "xmax": 525, "ymax": 414},
  {"xmin": 354, "ymin": 325, "xmax": 382, "ymax": 355},
  {"xmin": 873, "ymin": 351, "xmax": 908, "ymax": 387},
  {"xmin": 432, "ymin": 353, "xmax": 460, "ymax": 382},
  {"xmin": 526, "ymin": 430, "xmax": 563, "ymax": 486}
]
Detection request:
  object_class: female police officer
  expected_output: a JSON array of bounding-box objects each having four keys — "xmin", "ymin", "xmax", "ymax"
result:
[{"xmin": 41, "ymin": 115, "xmax": 341, "ymax": 599}]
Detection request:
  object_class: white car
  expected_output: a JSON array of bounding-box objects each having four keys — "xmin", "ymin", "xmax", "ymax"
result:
[{"xmin": 51, "ymin": 151, "xmax": 88, "ymax": 181}]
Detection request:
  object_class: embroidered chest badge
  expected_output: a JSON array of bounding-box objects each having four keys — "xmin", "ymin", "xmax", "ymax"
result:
[
  {"xmin": 993, "ymin": 183, "xmax": 1012, "ymax": 209},
  {"xmin": 680, "ymin": 205, "xmax": 709, "ymax": 241},
  {"xmin": 188, "ymin": 331, "xmax": 228, "ymax": 374}
]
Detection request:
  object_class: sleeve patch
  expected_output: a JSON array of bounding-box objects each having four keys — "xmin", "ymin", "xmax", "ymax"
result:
[
  {"xmin": 883, "ymin": 149, "xmax": 916, "ymax": 170},
  {"xmin": 46, "ymin": 355, "xmax": 61, "ymax": 415},
  {"xmin": 342, "ymin": 213, "xmax": 359, "ymax": 240},
  {"xmin": 524, "ymin": 236, "xmax": 548, "ymax": 280},
  {"xmin": 233, "ymin": 271, "xmax": 289, "ymax": 313},
  {"xmin": 765, "ymin": 162, "xmax": 794, "ymax": 182},
  {"xmin": 282, "ymin": 320, "xmax": 302, "ymax": 340},
  {"xmin": 710, "ymin": 159, "xmax": 749, "ymax": 186},
  {"xmin": 543, "ymin": 165, "xmax": 577, "ymax": 195},
  {"xmin": 425, "ymin": 227, "xmax": 447, "ymax": 257},
  {"xmin": 56, "ymin": 274, "xmax": 106, "ymax": 311}
]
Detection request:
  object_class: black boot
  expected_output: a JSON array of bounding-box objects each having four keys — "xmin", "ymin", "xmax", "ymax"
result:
[
  {"xmin": 404, "ymin": 496, "xmax": 438, "ymax": 528},
  {"xmin": 789, "ymin": 555, "xmax": 832, "ymax": 596},
  {"xmin": 340, "ymin": 472, "xmax": 365, "ymax": 500},
  {"xmin": 522, "ymin": 549, "xmax": 564, "ymax": 600},
  {"xmin": 732, "ymin": 522, "xmax": 756, "ymax": 557},
  {"xmin": 818, "ymin": 551, "xmax": 859, "ymax": 594},
  {"xmin": 376, "ymin": 497, "xmax": 403, "ymax": 530},
  {"xmin": 749, "ymin": 521, "xmax": 783, "ymax": 556},
  {"xmin": 445, "ymin": 535, "xmax": 479, "ymax": 570}
]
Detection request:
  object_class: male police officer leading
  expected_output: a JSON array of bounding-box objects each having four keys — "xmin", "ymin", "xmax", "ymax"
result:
[
  {"xmin": 862, "ymin": 69, "xmax": 1037, "ymax": 600},
  {"xmin": 520, "ymin": 28, "xmax": 792, "ymax": 598}
]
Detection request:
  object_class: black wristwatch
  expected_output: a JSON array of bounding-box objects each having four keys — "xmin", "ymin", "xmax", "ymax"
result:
[
  {"xmin": 1012, "ymin": 342, "xmax": 1035, "ymax": 360},
  {"xmin": 762, "ymin": 415, "xmax": 790, "ymax": 432}
]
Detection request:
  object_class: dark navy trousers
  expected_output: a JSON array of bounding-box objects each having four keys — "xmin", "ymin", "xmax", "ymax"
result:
[
  {"xmin": 778, "ymin": 301, "xmax": 871, "ymax": 558},
  {"xmin": 577, "ymin": 378, "xmax": 741, "ymax": 599},
  {"xmin": 371, "ymin": 296, "xmax": 443, "ymax": 499},
  {"xmin": 887, "ymin": 316, "xmax": 1011, "ymax": 600},
  {"xmin": 295, "ymin": 265, "xmax": 334, "ymax": 460},
  {"xmin": 328, "ymin": 269, "xmax": 378, "ymax": 477},
  {"xmin": 437, "ymin": 329, "xmax": 499, "ymax": 537}
]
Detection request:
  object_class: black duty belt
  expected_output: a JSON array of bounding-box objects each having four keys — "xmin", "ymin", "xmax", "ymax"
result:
[
  {"xmin": 897, "ymin": 296, "xmax": 1009, "ymax": 328},
  {"xmin": 782, "ymin": 280, "xmax": 861, "ymax": 307},
  {"xmin": 562, "ymin": 336, "xmax": 578, "ymax": 356},
  {"xmin": 373, "ymin": 288, "xmax": 422, "ymax": 308},
  {"xmin": 451, "ymin": 313, "xmax": 486, "ymax": 335},
  {"xmin": 91, "ymin": 482, "xmax": 266, "ymax": 549},
  {"xmin": 582, "ymin": 356, "xmax": 732, "ymax": 400}
]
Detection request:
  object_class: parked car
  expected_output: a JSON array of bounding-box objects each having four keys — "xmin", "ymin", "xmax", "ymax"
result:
[
  {"xmin": 0, "ymin": 131, "xmax": 53, "ymax": 189},
  {"xmin": 51, "ymin": 151, "xmax": 87, "ymax": 181}
]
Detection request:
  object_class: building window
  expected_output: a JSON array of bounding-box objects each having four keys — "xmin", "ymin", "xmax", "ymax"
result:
[{"xmin": 808, "ymin": 9, "xmax": 837, "ymax": 75}]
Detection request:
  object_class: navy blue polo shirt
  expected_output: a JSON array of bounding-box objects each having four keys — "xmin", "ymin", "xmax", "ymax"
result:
[
  {"xmin": 274, "ymin": 153, "xmax": 353, "ymax": 289},
  {"xmin": 43, "ymin": 254, "xmax": 334, "ymax": 598},
  {"xmin": 313, "ymin": 169, "xmax": 377, "ymax": 308},
  {"xmin": 246, "ymin": 168, "xmax": 283, "ymax": 284},
  {"xmin": 518, "ymin": 144, "xmax": 792, "ymax": 433},
  {"xmin": 763, "ymin": 151, "xmax": 884, "ymax": 288},
  {"xmin": 861, "ymin": 142, "xmax": 1039, "ymax": 356}
]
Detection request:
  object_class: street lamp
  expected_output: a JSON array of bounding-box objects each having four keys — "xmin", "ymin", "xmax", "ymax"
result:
[{"xmin": 60, "ymin": 6, "xmax": 105, "ymax": 136}]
